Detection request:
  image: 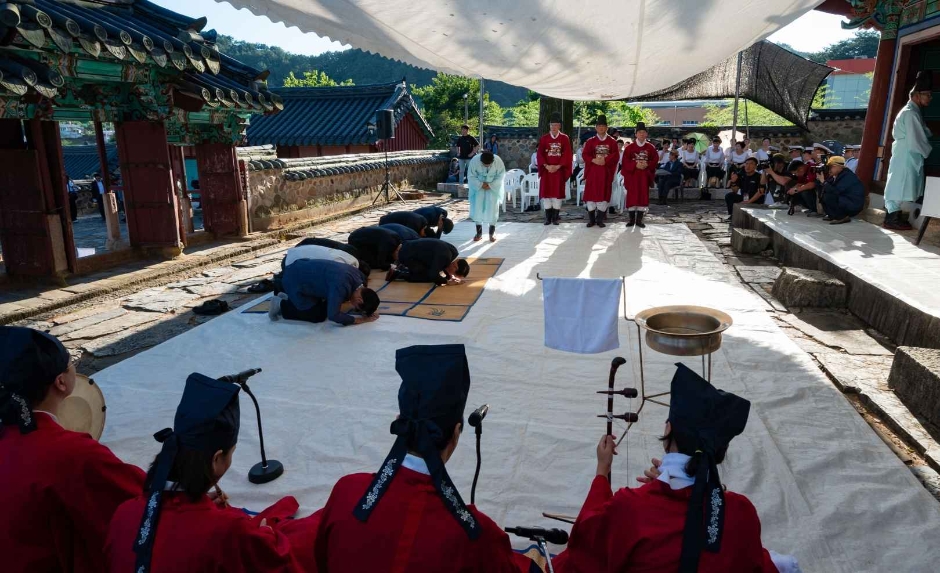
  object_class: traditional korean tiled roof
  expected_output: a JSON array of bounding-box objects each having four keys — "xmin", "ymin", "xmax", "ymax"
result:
[
  {"xmin": 0, "ymin": 0, "xmax": 282, "ymax": 113},
  {"xmin": 247, "ymin": 81, "xmax": 431, "ymax": 147},
  {"xmin": 62, "ymin": 143, "xmax": 119, "ymax": 179}
]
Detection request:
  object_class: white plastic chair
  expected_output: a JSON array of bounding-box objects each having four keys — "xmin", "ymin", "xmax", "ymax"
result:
[
  {"xmin": 503, "ymin": 169, "xmax": 525, "ymax": 211},
  {"xmin": 611, "ymin": 173, "xmax": 626, "ymax": 211},
  {"xmin": 576, "ymin": 170, "xmax": 586, "ymax": 206},
  {"xmin": 520, "ymin": 173, "xmax": 541, "ymax": 212}
]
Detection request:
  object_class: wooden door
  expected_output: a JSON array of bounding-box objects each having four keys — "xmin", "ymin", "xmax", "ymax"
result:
[
  {"xmin": 0, "ymin": 149, "xmax": 56, "ymax": 275},
  {"xmin": 195, "ymin": 143, "xmax": 240, "ymax": 236}
]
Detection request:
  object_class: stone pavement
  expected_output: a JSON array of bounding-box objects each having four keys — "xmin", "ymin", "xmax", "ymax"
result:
[{"xmin": 7, "ymin": 193, "xmax": 940, "ymax": 501}]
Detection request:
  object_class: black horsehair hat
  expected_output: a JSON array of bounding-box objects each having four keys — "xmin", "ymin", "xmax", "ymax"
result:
[
  {"xmin": 914, "ymin": 70, "xmax": 933, "ymax": 93},
  {"xmin": 595, "ymin": 114, "xmax": 608, "ymax": 126},
  {"xmin": 134, "ymin": 373, "xmax": 241, "ymax": 573},
  {"xmin": 0, "ymin": 326, "xmax": 71, "ymax": 434},
  {"xmin": 635, "ymin": 122, "xmax": 647, "ymax": 133},
  {"xmin": 549, "ymin": 111, "xmax": 562, "ymax": 124},
  {"xmin": 668, "ymin": 363, "xmax": 750, "ymax": 573},
  {"xmin": 354, "ymin": 344, "xmax": 478, "ymax": 538}
]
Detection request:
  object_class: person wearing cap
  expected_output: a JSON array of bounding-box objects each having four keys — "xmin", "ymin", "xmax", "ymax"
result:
[
  {"xmin": 387, "ymin": 238, "xmax": 471, "ymax": 285},
  {"xmin": 621, "ymin": 122, "xmax": 658, "ymax": 228},
  {"xmin": 554, "ymin": 364, "xmax": 793, "ymax": 573},
  {"xmin": 105, "ymin": 373, "xmax": 321, "ymax": 573},
  {"xmin": 581, "ymin": 115, "xmax": 621, "ymax": 228},
  {"xmin": 413, "ymin": 205, "xmax": 455, "ymax": 238},
  {"xmin": 313, "ymin": 345, "xmax": 534, "ymax": 572},
  {"xmin": 843, "ymin": 145, "xmax": 859, "ymax": 173},
  {"xmin": 455, "ymin": 125, "xmax": 479, "ymax": 185},
  {"xmin": 0, "ymin": 326, "xmax": 145, "ymax": 573},
  {"xmin": 379, "ymin": 211, "xmax": 432, "ymax": 237},
  {"xmin": 467, "ymin": 151, "xmax": 506, "ymax": 242},
  {"xmin": 537, "ymin": 111, "xmax": 573, "ymax": 225},
  {"xmin": 820, "ymin": 155, "xmax": 865, "ymax": 225},
  {"xmin": 724, "ymin": 157, "xmax": 766, "ymax": 216},
  {"xmin": 788, "ymin": 145, "xmax": 803, "ymax": 161},
  {"xmin": 348, "ymin": 225, "xmax": 403, "ymax": 271},
  {"xmin": 764, "ymin": 154, "xmax": 795, "ymax": 207},
  {"xmin": 703, "ymin": 137, "xmax": 726, "ymax": 189},
  {"xmin": 786, "ymin": 157, "xmax": 820, "ymax": 217},
  {"xmin": 884, "ymin": 71, "xmax": 934, "ymax": 231},
  {"xmin": 269, "ymin": 259, "xmax": 380, "ymax": 325}
]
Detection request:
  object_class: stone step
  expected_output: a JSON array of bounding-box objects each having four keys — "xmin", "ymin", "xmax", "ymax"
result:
[
  {"xmin": 731, "ymin": 228, "xmax": 770, "ymax": 254},
  {"xmin": 437, "ymin": 183, "xmax": 469, "ymax": 198},
  {"xmin": 771, "ymin": 267, "xmax": 847, "ymax": 309},
  {"xmin": 889, "ymin": 347, "xmax": 940, "ymax": 429}
]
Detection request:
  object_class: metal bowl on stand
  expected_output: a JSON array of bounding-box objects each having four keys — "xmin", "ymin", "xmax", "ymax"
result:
[{"xmin": 634, "ymin": 305, "xmax": 733, "ymax": 357}]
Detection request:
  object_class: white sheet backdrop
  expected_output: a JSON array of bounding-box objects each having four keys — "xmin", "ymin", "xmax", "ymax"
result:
[
  {"xmin": 95, "ymin": 222, "xmax": 940, "ymax": 572},
  {"xmin": 212, "ymin": 0, "xmax": 822, "ymax": 99}
]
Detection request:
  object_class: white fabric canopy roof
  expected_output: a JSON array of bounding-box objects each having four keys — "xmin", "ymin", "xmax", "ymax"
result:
[{"xmin": 216, "ymin": 0, "xmax": 823, "ymax": 99}]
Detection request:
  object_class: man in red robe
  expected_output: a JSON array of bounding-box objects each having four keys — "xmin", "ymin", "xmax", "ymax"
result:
[
  {"xmin": 621, "ymin": 122, "xmax": 659, "ymax": 228},
  {"xmin": 555, "ymin": 364, "xmax": 797, "ymax": 573},
  {"xmin": 580, "ymin": 115, "xmax": 620, "ymax": 228},
  {"xmin": 538, "ymin": 111, "xmax": 573, "ymax": 225},
  {"xmin": 0, "ymin": 326, "xmax": 145, "ymax": 573},
  {"xmin": 314, "ymin": 344, "xmax": 534, "ymax": 572},
  {"xmin": 107, "ymin": 372, "xmax": 321, "ymax": 573}
]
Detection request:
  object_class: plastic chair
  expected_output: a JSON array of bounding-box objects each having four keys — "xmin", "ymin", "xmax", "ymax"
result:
[
  {"xmin": 611, "ymin": 173, "xmax": 626, "ymax": 211},
  {"xmin": 576, "ymin": 170, "xmax": 586, "ymax": 206},
  {"xmin": 503, "ymin": 169, "xmax": 525, "ymax": 211},
  {"xmin": 520, "ymin": 173, "xmax": 541, "ymax": 212}
]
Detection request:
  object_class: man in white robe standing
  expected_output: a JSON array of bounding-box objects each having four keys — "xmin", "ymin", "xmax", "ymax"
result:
[
  {"xmin": 884, "ymin": 71, "xmax": 934, "ymax": 230},
  {"xmin": 468, "ymin": 151, "xmax": 505, "ymax": 242}
]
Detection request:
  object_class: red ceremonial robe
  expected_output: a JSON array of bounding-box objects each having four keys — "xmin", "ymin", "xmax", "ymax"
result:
[
  {"xmin": 621, "ymin": 140, "xmax": 659, "ymax": 208},
  {"xmin": 554, "ymin": 476, "xmax": 778, "ymax": 573},
  {"xmin": 581, "ymin": 135, "xmax": 621, "ymax": 202},
  {"xmin": 314, "ymin": 467, "xmax": 533, "ymax": 572},
  {"xmin": 0, "ymin": 412, "xmax": 145, "ymax": 573},
  {"xmin": 537, "ymin": 131, "xmax": 573, "ymax": 199},
  {"xmin": 106, "ymin": 493, "xmax": 321, "ymax": 573}
]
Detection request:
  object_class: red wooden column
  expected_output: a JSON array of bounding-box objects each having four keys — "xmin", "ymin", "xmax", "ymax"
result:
[
  {"xmin": 857, "ymin": 36, "xmax": 898, "ymax": 194},
  {"xmin": 194, "ymin": 142, "xmax": 241, "ymax": 236},
  {"xmin": 114, "ymin": 121, "xmax": 181, "ymax": 248},
  {"xmin": 0, "ymin": 119, "xmax": 74, "ymax": 277}
]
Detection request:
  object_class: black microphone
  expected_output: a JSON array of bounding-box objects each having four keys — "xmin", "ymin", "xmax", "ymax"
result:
[
  {"xmin": 220, "ymin": 368, "xmax": 283, "ymax": 485},
  {"xmin": 505, "ymin": 526, "xmax": 569, "ymax": 545},
  {"xmin": 469, "ymin": 403, "xmax": 489, "ymax": 506},
  {"xmin": 468, "ymin": 404, "xmax": 489, "ymax": 429}
]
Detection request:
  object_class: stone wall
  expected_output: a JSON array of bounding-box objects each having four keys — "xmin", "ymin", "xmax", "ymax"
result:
[{"xmin": 245, "ymin": 150, "xmax": 449, "ymax": 231}]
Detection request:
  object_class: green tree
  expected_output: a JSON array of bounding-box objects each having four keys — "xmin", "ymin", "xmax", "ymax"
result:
[
  {"xmin": 507, "ymin": 98, "xmax": 540, "ymax": 126},
  {"xmin": 283, "ymin": 70, "xmax": 353, "ymax": 87},
  {"xmin": 807, "ymin": 30, "xmax": 880, "ymax": 63},
  {"xmin": 573, "ymin": 101, "xmax": 659, "ymax": 127},
  {"xmin": 701, "ymin": 100, "xmax": 792, "ymax": 126},
  {"xmin": 412, "ymin": 73, "xmax": 505, "ymax": 147}
]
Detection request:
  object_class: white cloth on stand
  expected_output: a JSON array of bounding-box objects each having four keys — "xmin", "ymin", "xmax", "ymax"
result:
[{"xmin": 543, "ymin": 277, "xmax": 620, "ymax": 354}]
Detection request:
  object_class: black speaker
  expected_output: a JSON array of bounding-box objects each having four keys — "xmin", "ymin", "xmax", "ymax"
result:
[{"xmin": 375, "ymin": 109, "xmax": 394, "ymax": 140}]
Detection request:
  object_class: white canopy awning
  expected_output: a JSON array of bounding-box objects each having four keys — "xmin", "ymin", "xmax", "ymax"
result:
[{"xmin": 215, "ymin": 0, "xmax": 823, "ymax": 99}]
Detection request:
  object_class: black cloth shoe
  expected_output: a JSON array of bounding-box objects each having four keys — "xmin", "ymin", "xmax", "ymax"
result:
[
  {"xmin": 587, "ymin": 210, "xmax": 596, "ymax": 228},
  {"xmin": 636, "ymin": 211, "xmax": 646, "ymax": 228},
  {"xmin": 552, "ymin": 209, "xmax": 560, "ymax": 225},
  {"xmin": 544, "ymin": 208, "xmax": 553, "ymax": 225},
  {"xmin": 193, "ymin": 299, "xmax": 229, "ymax": 316},
  {"xmin": 627, "ymin": 211, "xmax": 636, "ymax": 227},
  {"xmin": 596, "ymin": 211, "xmax": 606, "ymax": 228},
  {"xmin": 474, "ymin": 224, "xmax": 483, "ymax": 241},
  {"xmin": 489, "ymin": 225, "xmax": 496, "ymax": 242}
]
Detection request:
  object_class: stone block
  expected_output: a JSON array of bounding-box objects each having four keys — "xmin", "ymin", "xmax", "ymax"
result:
[
  {"xmin": 731, "ymin": 228, "xmax": 770, "ymax": 254},
  {"xmin": 771, "ymin": 267, "xmax": 847, "ymax": 309},
  {"xmin": 889, "ymin": 347, "xmax": 940, "ymax": 428},
  {"xmin": 436, "ymin": 183, "xmax": 469, "ymax": 198}
]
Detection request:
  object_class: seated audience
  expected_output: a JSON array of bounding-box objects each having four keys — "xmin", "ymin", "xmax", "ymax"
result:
[
  {"xmin": 529, "ymin": 150, "xmax": 539, "ymax": 174},
  {"xmin": 106, "ymin": 373, "xmax": 320, "ymax": 573},
  {"xmin": 387, "ymin": 238, "xmax": 470, "ymax": 285},
  {"xmin": 0, "ymin": 326, "xmax": 145, "ymax": 573},
  {"xmin": 554, "ymin": 364, "xmax": 796, "ymax": 573},
  {"xmin": 729, "ymin": 141, "xmax": 751, "ymax": 175},
  {"xmin": 785, "ymin": 159, "xmax": 820, "ymax": 217},
  {"xmin": 314, "ymin": 344, "xmax": 534, "ymax": 573},
  {"xmin": 413, "ymin": 205, "xmax": 454, "ymax": 238},
  {"xmin": 678, "ymin": 139, "xmax": 700, "ymax": 186},
  {"xmin": 844, "ymin": 145, "xmax": 859, "ymax": 172},
  {"xmin": 820, "ymin": 156, "xmax": 865, "ymax": 225},
  {"xmin": 724, "ymin": 157, "xmax": 765, "ymax": 215},
  {"xmin": 348, "ymin": 226, "xmax": 402, "ymax": 271},
  {"xmin": 446, "ymin": 158, "xmax": 460, "ymax": 183},
  {"xmin": 754, "ymin": 137, "xmax": 772, "ymax": 170},
  {"xmin": 269, "ymin": 259, "xmax": 379, "ymax": 325},
  {"xmin": 702, "ymin": 137, "xmax": 726, "ymax": 188},
  {"xmin": 656, "ymin": 150, "xmax": 683, "ymax": 205},
  {"xmin": 379, "ymin": 211, "xmax": 431, "ymax": 237},
  {"xmin": 381, "ymin": 223, "xmax": 422, "ymax": 242}
]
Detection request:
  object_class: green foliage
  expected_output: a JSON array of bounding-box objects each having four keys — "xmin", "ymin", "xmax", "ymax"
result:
[
  {"xmin": 573, "ymin": 101, "xmax": 659, "ymax": 127},
  {"xmin": 215, "ymin": 36, "xmax": 527, "ymax": 106},
  {"xmin": 412, "ymin": 73, "xmax": 505, "ymax": 147},
  {"xmin": 507, "ymin": 98, "xmax": 540, "ymax": 126},
  {"xmin": 701, "ymin": 100, "xmax": 792, "ymax": 127},
  {"xmin": 806, "ymin": 30, "xmax": 880, "ymax": 63},
  {"xmin": 283, "ymin": 70, "xmax": 353, "ymax": 87}
]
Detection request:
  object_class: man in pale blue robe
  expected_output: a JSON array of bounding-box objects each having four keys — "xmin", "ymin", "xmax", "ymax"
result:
[
  {"xmin": 467, "ymin": 151, "xmax": 505, "ymax": 242},
  {"xmin": 884, "ymin": 71, "xmax": 934, "ymax": 230}
]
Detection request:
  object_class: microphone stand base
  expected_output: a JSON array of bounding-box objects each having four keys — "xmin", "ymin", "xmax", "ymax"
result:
[{"xmin": 249, "ymin": 460, "xmax": 284, "ymax": 484}]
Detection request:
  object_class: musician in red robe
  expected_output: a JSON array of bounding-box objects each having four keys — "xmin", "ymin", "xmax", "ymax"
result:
[
  {"xmin": 106, "ymin": 372, "xmax": 320, "ymax": 573},
  {"xmin": 555, "ymin": 364, "xmax": 797, "ymax": 573},
  {"xmin": 314, "ymin": 344, "xmax": 534, "ymax": 572},
  {"xmin": 0, "ymin": 326, "xmax": 145, "ymax": 573},
  {"xmin": 580, "ymin": 115, "xmax": 620, "ymax": 228},
  {"xmin": 538, "ymin": 111, "xmax": 573, "ymax": 225},
  {"xmin": 621, "ymin": 122, "xmax": 658, "ymax": 228}
]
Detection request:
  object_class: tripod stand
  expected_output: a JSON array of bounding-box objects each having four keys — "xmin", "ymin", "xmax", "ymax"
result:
[{"xmin": 371, "ymin": 141, "xmax": 409, "ymax": 205}]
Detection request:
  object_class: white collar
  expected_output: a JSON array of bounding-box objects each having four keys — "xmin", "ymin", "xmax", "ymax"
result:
[
  {"xmin": 655, "ymin": 452, "xmax": 696, "ymax": 490},
  {"xmin": 550, "ymin": 131, "xmax": 560, "ymax": 139},
  {"xmin": 34, "ymin": 410, "xmax": 59, "ymax": 425},
  {"xmin": 636, "ymin": 139, "xmax": 647, "ymax": 146},
  {"xmin": 402, "ymin": 453, "xmax": 431, "ymax": 475},
  {"xmin": 596, "ymin": 133, "xmax": 609, "ymax": 141}
]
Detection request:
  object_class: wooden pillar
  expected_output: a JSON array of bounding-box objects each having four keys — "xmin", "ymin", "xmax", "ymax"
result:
[
  {"xmin": 194, "ymin": 142, "xmax": 241, "ymax": 237},
  {"xmin": 539, "ymin": 97, "xmax": 575, "ymax": 141},
  {"xmin": 857, "ymin": 35, "xmax": 898, "ymax": 195}
]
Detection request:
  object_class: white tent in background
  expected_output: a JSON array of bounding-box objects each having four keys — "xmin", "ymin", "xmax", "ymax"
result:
[{"xmin": 213, "ymin": 0, "xmax": 823, "ymax": 100}]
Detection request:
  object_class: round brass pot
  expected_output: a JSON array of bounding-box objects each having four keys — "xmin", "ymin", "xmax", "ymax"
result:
[{"xmin": 634, "ymin": 305, "xmax": 733, "ymax": 357}]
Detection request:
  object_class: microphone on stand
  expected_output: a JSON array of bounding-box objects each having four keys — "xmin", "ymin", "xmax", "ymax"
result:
[
  {"xmin": 220, "ymin": 368, "xmax": 284, "ymax": 484},
  {"xmin": 468, "ymin": 404, "xmax": 488, "ymax": 505},
  {"xmin": 505, "ymin": 526, "xmax": 569, "ymax": 573}
]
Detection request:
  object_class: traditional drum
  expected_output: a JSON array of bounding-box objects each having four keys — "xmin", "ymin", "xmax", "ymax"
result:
[{"xmin": 58, "ymin": 373, "xmax": 106, "ymax": 440}]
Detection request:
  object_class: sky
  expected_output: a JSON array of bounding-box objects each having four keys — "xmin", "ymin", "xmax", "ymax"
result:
[{"xmin": 153, "ymin": 0, "xmax": 857, "ymax": 57}]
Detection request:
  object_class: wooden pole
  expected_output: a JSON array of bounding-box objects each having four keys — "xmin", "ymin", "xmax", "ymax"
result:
[{"xmin": 730, "ymin": 52, "xmax": 743, "ymax": 145}]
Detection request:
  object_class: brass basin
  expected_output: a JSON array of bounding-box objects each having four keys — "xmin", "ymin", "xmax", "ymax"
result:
[{"xmin": 634, "ymin": 305, "xmax": 732, "ymax": 357}]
